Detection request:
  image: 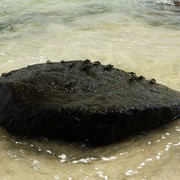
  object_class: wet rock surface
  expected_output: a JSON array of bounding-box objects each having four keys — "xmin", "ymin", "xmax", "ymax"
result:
[
  {"xmin": 173, "ymin": 1, "xmax": 180, "ymax": 6},
  {"xmin": 0, "ymin": 60, "xmax": 179, "ymax": 145}
]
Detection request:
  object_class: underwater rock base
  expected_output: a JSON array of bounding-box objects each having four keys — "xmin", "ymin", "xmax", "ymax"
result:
[{"xmin": 0, "ymin": 60, "xmax": 179, "ymax": 145}]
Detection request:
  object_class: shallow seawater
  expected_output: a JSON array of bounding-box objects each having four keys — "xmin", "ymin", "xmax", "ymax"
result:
[{"xmin": 0, "ymin": 0, "xmax": 180, "ymax": 179}]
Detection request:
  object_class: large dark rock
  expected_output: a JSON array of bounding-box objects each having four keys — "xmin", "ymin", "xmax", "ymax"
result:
[{"xmin": 0, "ymin": 60, "xmax": 179, "ymax": 145}]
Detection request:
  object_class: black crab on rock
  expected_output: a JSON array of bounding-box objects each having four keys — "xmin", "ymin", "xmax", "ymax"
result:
[{"xmin": 0, "ymin": 60, "xmax": 179, "ymax": 146}]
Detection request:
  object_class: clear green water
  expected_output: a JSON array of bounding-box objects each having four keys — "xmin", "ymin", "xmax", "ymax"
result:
[{"xmin": 0, "ymin": 0, "xmax": 180, "ymax": 179}]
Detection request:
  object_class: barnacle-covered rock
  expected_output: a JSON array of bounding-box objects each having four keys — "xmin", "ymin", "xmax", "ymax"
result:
[{"xmin": 0, "ymin": 60, "xmax": 179, "ymax": 145}]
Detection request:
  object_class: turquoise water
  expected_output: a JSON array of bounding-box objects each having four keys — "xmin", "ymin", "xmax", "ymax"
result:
[{"xmin": 0, "ymin": 0, "xmax": 180, "ymax": 179}]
